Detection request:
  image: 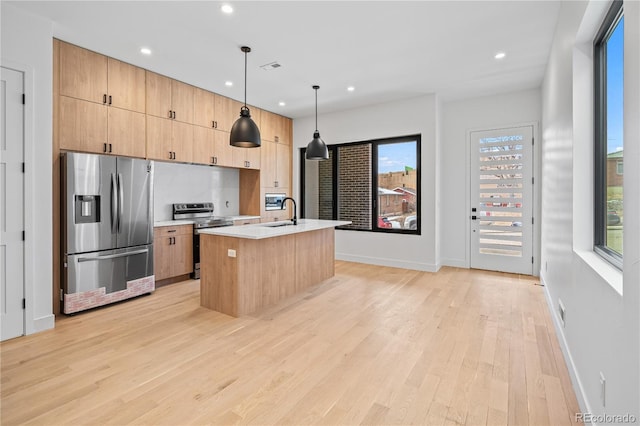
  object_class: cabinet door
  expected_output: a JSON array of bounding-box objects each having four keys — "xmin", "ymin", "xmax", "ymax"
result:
[
  {"xmin": 146, "ymin": 115, "xmax": 173, "ymax": 161},
  {"xmin": 231, "ymin": 146, "xmax": 246, "ymax": 168},
  {"xmin": 260, "ymin": 110, "xmax": 277, "ymax": 142},
  {"xmin": 279, "ymin": 117, "xmax": 292, "ymax": 145},
  {"xmin": 59, "ymin": 96, "xmax": 108, "ymax": 154},
  {"xmin": 59, "ymin": 42, "xmax": 107, "ymax": 104},
  {"xmin": 194, "ymin": 88, "xmax": 215, "ymax": 128},
  {"xmin": 275, "ymin": 142, "xmax": 291, "ymax": 188},
  {"xmin": 173, "ymin": 234, "xmax": 193, "ymax": 276},
  {"xmin": 193, "ymin": 125, "xmax": 214, "ymax": 165},
  {"xmin": 260, "ymin": 140, "xmax": 277, "ymax": 187},
  {"xmin": 214, "ymin": 95, "xmax": 239, "ymax": 132},
  {"xmin": 153, "ymin": 231, "xmax": 171, "ymax": 281},
  {"xmin": 213, "ymin": 129, "xmax": 234, "ymax": 167},
  {"xmin": 171, "ymin": 80, "xmax": 194, "ymax": 124},
  {"xmin": 172, "ymin": 121, "xmax": 194, "ymax": 163},
  {"xmin": 146, "ymin": 71, "xmax": 172, "ymax": 119},
  {"xmin": 107, "ymin": 58, "xmax": 146, "ymax": 113},
  {"xmin": 245, "ymin": 146, "xmax": 261, "ymax": 170},
  {"xmin": 109, "ymin": 108, "xmax": 146, "ymax": 158}
]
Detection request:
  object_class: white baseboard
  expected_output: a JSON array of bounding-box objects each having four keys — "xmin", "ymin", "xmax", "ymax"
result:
[
  {"xmin": 30, "ymin": 314, "xmax": 55, "ymax": 334},
  {"xmin": 540, "ymin": 272, "xmax": 591, "ymax": 417},
  {"xmin": 335, "ymin": 253, "xmax": 440, "ymax": 272},
  {"xmin": 440, "ymin": 258, "xmax": 468, "ymax": 268}
]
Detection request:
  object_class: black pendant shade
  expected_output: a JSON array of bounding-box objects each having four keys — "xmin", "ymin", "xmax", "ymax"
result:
[
  {"xmin": 305, "ymin": 85, "xmax": 329, "ymax": 160},
  {"xmin": 230, "ymin": 46, "xmax": 261, "ymax": 148}
]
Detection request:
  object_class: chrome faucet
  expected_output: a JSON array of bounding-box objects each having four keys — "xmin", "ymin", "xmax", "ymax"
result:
[{"xmin": 281, "ymin": 197, "xmax": 297, "ymax": 225}]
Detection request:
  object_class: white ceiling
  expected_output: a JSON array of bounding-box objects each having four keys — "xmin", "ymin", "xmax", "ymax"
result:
[{"xmin": 8, "ymin": 0, "xmax": 561, "ymax": 119}]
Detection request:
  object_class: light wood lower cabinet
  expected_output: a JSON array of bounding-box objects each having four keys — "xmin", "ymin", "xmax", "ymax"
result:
[
  {"xmin": 233, "ymin": 218, "xmax": 260, "ymax": 226},
  {"xmin": 154, "ymin": 225, "xmax": 193, "ymax": 281}
]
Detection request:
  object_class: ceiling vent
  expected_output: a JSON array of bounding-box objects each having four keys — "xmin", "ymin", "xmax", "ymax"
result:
[{"xmin": 260, "ymin": 61, "xmax": 282, "ymax": 71}]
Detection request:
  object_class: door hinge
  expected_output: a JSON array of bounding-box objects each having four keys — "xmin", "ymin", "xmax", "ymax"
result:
[
  {"xmin": 22, "ymin": 94, "xmax": 25, "ymax": 105},
  {"xmin": 22, "ymin": 298, "xmax": 26, "ymax": 309},
  {"xmin": 22, "ymin": 230, "xmax": 25, "ymax": 241},
  {"xmin": 22, "ymin": 162, "xmax": 25, "ymax": 173},
  {"xmin": 532, "ymin": 257, "xmax": 534, "ymax": 264},
  {"xmin": 532, "ymin": 137, "xmax": 534, "ymax": 145},
  {"xmin": 532, "ymin": 217, "xmax": 534, "ymax": 225},
  {"xmin": 532, "ymin": 177, "xmax": 534, "ymax": 185}
]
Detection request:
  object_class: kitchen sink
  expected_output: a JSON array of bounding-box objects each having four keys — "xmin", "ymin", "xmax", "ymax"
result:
[{"xmin": 261, "ymin": 222, "xmax": 296, "ymax": 227}]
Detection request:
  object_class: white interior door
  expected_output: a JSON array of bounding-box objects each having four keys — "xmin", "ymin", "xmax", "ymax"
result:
[
  {"xmin": 470, "ymin": 126, "xmax": 534, "ymax": 275},
  {"xmin": 1, "ymin": 66, "xmax": 25, "ymax": 340}
]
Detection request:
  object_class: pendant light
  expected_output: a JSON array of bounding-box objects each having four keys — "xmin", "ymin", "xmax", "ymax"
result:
[
  {"xmin": 305, "ymin": 85, "xmax": 329, "ymax": 160},
  {"xmin": 230, "ymin": 46, "xmax": 261, "ymax": 148}
]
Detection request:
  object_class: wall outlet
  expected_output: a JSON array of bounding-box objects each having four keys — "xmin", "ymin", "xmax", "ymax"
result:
[
  {"xmin": 600, "ymin": 372, "xmax": 606, "ymax": 406},
  {"xmin": 227, "ymin": 249, "xmax": 236, "ymax": 258},
  {"xmin": 558, "ymin": 299, "xmax": 566, "ymax": 327}
]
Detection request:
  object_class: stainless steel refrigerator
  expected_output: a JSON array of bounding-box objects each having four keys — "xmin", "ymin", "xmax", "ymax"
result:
[{"xmin": 62, "ymin": 152, "xmax": 154, "ymax": 314}]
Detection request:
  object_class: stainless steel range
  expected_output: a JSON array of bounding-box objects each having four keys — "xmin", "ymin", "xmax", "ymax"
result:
[{"xmin": 172, "ymin": 203, "xmax": 233, "ymax": 279}]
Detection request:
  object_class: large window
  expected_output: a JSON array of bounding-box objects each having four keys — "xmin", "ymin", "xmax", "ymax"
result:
[
  {"xmin": 595, "ymin": 0, "xmax": 624, "ymax": 267},
  {"xmin": 301, "ymin": 135, "xmax": 420, "ymax": 234}
]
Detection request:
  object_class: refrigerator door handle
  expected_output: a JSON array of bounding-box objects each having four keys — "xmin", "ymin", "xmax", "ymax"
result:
[
  {"xmin": 117, "ymin": 173, "xmax": 124, "ymax": 234},
  {"xmin": 77, "ymin": 248, "xmax": 149, "ymax": 262},
  {"xmin": 111, "ymin": 173, "xmax": 118, "ymax": 234}
]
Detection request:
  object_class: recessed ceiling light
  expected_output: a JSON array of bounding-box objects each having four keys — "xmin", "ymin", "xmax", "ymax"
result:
[
  {"xmin": 278, "ymin": 101, "xmax": 286, "ymax": 107},
  {"xmin": 221, "ymin": 4, "xmax": 233, "ymax": 14},
  {"xmin": 347, "ymin": 86, "xmax": 355, "ymax": 92},
  {"xmin": 225, "ymin": 81, "xmax": 233, "ymax": 87},
  {"xmin": 494, "ymin": 52, "xmax": 506, "ymax": 59},
  {"xmin": 140, "ymin": 47, "xmax": 152, "ymax": 55}
]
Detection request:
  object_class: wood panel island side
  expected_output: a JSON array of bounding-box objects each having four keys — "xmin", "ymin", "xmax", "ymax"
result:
[{"xmin": 198, "ymin": 219, "xmax": 350, "ymax": 317}]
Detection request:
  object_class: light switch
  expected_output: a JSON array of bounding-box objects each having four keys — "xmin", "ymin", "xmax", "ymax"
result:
[{"xmin": 227, "ymin": 249, "xmax": 236, "ymax": 258}]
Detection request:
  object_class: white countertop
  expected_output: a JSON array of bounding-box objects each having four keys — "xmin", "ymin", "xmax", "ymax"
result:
[
  {"xmin": 154, "ymin": 215, "xmax": 261, "ymax": 228},
  {"xmin": 198, "ymin": 219, "xmax": 351, "ymax": 240}
]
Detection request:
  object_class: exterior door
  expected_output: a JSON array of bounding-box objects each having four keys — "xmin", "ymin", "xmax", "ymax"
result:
[
  {"xmin": 470, "ymin": 126, "xmax": 534, "ymax": 275},
  {"xmin": 1, "ymin": 67, "xmax": 25, "ymax": 340}
]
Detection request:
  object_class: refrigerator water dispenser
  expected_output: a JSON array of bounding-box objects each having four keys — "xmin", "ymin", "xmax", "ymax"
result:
[{"xmin": 75, "ymin": 195, "xmax": 100, "ymax": 223}]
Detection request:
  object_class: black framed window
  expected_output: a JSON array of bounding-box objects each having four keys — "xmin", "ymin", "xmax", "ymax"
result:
[
  {"xmin": 301, "ymin": 135, "xmax": 420, "ymax": 234},
  {"xmin": 594, "ymin": 0, "xmax": 624, "ymax": 267}
]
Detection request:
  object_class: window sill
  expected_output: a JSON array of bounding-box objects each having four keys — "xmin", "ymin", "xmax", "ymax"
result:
[{"xmin": 574, "ymin": 249, "xmax": 623, "ymax": 296}]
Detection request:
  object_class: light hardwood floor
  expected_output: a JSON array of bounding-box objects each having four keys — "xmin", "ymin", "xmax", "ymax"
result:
[{"xmin": 1, "ymin": 262, "xmax": 579, "ymax": 425}]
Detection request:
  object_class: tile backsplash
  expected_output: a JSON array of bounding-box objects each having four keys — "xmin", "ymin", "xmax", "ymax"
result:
[{"xmin": 153, "ymin": 161, "xmax": 240, "ymax": 221}]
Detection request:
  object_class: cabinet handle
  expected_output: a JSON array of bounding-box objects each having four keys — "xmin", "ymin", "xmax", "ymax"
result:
[
  {"xmin": 167, "ymin": 229, "xmax": 177, "ymax": 233},
  {"xmin": 275, "ymin": 136, "xmax": 279, "ymax": 143},
  {"xmin": 212, "ymin": 121, "xmax": 215, "ymax": 128},
  {"xmin": 108, "ymin": 143, "xmax": 112, "ymax": 153},
  {"xmin": 275, "ymin": 181, "xmax": 278, "ymax": 187},
  {"xmin": 214, "ymin": 121, "xmax": 218, "ymax": 129},
  {"xmin": 172, "ymin": 152, "xmax": 176, "ymax": 160},
  {"xmin": 172, "ymin": 111, "xmax": 176, "ymax": 119},
  {"xmin": 103, "ymin": 143, "xmax": 107, "ymax": 153},
  {"xmin": 108, "ymin": 95, "xmax": 112, "ymax": 105},
  {"xmin": 103, "ymin": 94, "xmax": 107, "ymax": 104},
  {"xmin": 168, "ymin": 110, "xmax": 173, "ymax": 119}
]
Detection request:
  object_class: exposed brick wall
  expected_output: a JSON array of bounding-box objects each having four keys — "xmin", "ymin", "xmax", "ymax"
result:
[
  {"xmin": 378, "ymin": 169, "xmax": 417, "ymax": 191},
  {"xmin": 318, "ymin": 150, "xmax": 334, "ymax": 220},
  {"xmin": 338, "ymin": 144, "xmax": 371, "ymax": 230}
]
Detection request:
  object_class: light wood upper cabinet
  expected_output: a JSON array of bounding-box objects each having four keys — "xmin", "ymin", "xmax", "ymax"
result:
[
  {"xmin": 193, "ymin": 127, "xmax": 233, "ymax": 166},
  {"xmin": 59, "ymin": 42, "xmax": 108, "ymax": 104},
  {"xmin": 59, "ymin": 96, "xmax": 107, "ymax": 153},
  {"xmin": 214, "ymin": 95, "xmax": 241, "ymax": 132},
  {"xmin": 108, "ymin": 108, "xmax": 146, "ymax": 158},
  {"xmin": 171, "ymin": 80, "xmax": 194, "ymax": 124},
  {"xmin": 232, "ymin": 145, "xmax": 261, "ymax": 170},
  {"xmin": 194, "ymin": 88, "xmax": 216, "ymax": 128},
  {"xmin": 146, "ymin": 115, "xmax": 193, "ymax": 163},
  {"xmin": 146, "ymin": 71, "xmax": 194, "ymax": 124},
  {"xmin": 260, "ymin": 140, "xmax": 291, "ymax": 189},
  {"xmin": 107, "ymin": 58, "xmax": 146, "ymax": 113},
  {"xmin": 261, "ymin": 111, "xmax": 291, "ymax": 144}
]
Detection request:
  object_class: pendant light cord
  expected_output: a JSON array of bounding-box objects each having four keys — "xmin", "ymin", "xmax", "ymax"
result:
[
  {"xmin": 315, "ymin": 87, "xmax": 318, "ymax": 132},
  {"xmin": 244, "ymin": 50, "xmax": 248, "ymax": 108}
]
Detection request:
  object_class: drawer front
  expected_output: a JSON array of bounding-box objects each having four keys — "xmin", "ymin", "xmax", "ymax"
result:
[{"xmin": 155, "ymin": 224, "xmax": 192, "ymax": 237}]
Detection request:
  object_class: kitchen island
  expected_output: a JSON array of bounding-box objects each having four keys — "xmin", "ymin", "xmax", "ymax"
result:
[{"xmin": 198, "ymin": 219, "xmax": 350, "ymax": 317}]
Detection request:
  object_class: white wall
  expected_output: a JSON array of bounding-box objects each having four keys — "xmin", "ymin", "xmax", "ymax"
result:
[
  {"xmin": 1, "ymin": 4, "xmax": 54, "ymax": 333},
  {"xmin": 441, "ymin": 89, "xmax": 542, "ymax": 268},
  {"xmin": 293, "ymin": 95, "xmax": 440, "ymax": 271},
  {"xmin": 153, "ymin": 162, "xmax": 239, "ymax": 221},
  {"xmin": 541, "ymin": 0, "xmax": 640, "ymax": 420}
]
